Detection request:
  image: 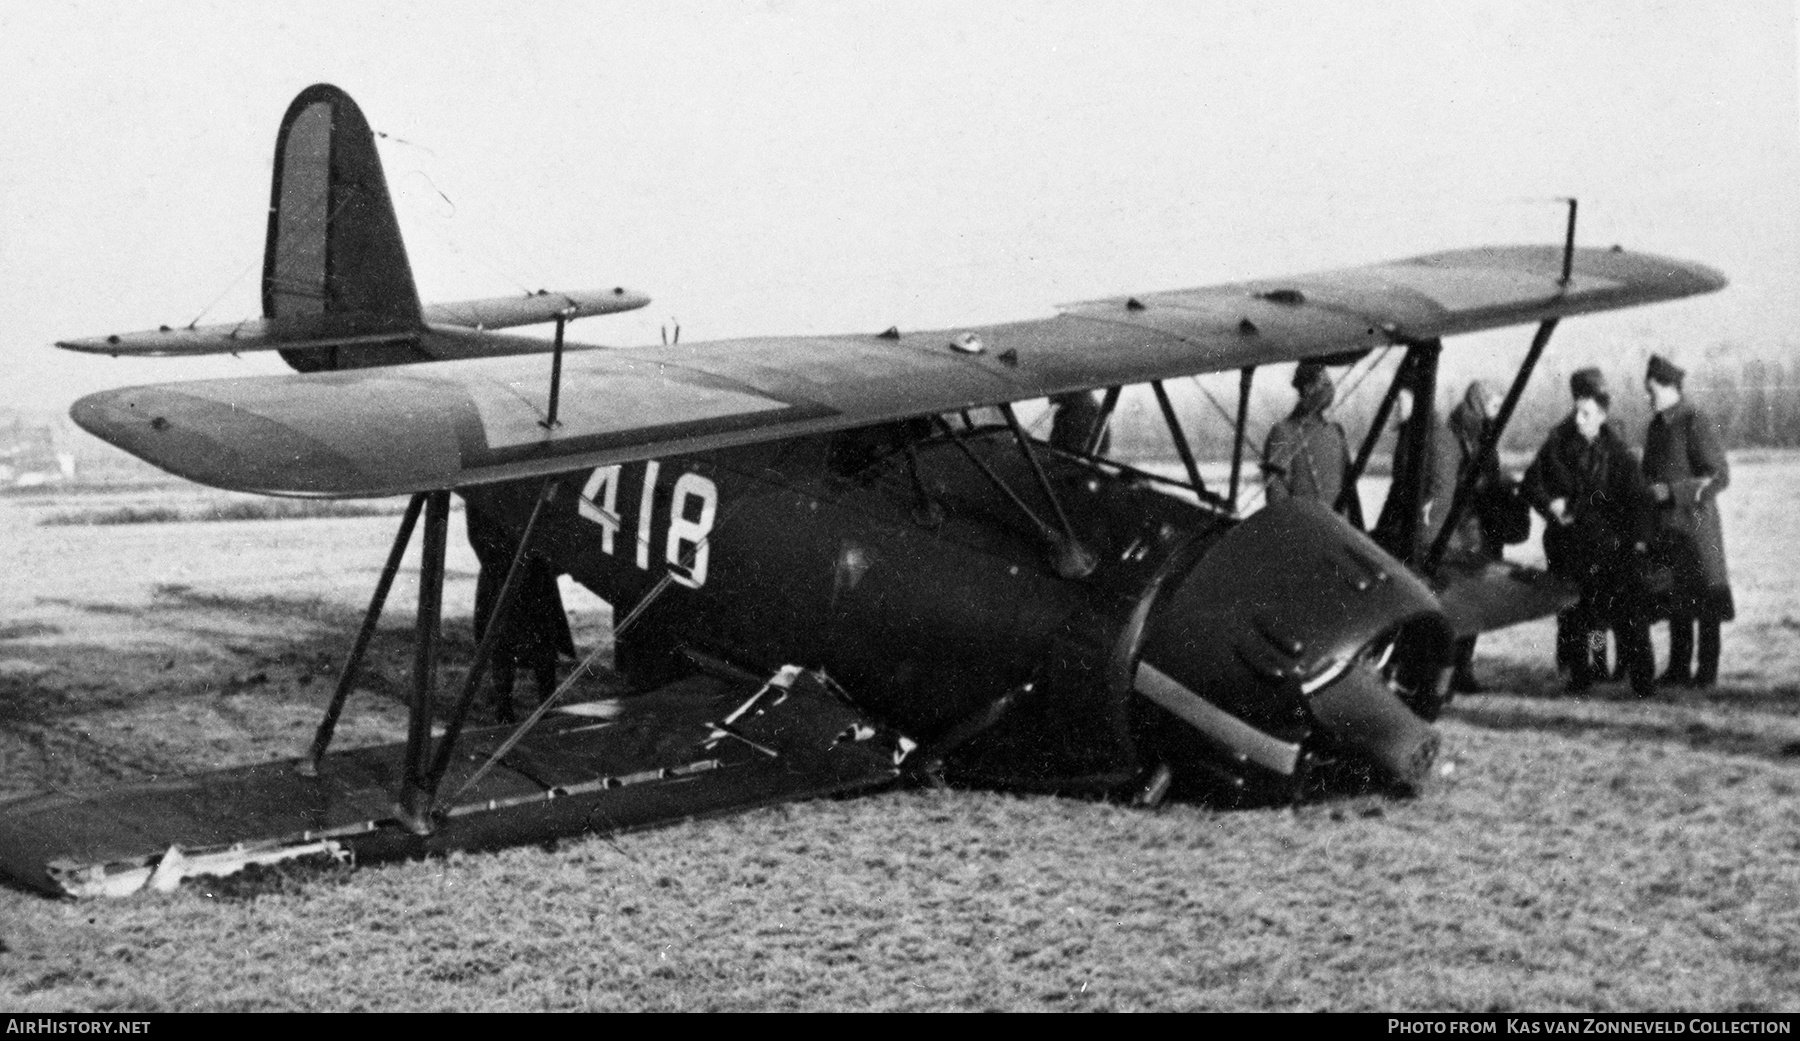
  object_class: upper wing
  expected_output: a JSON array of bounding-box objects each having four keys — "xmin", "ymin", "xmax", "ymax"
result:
[{"xmin": 68, "ymin": 245, "xmax": 1723, "ymax": 498}]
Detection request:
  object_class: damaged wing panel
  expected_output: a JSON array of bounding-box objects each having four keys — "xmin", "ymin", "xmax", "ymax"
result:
[{"xmin": 0, "ymin": 669, "xmax": 907, "ymax": 898}]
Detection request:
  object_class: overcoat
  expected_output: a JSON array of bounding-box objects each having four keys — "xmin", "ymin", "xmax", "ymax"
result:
[
  {"xmin": 467, "ymin": 502, "xmax": 577, "ymax": 672},
  {"xmin": 1429, "ymin": 398, "xmax": 1504, "ymax": 561},
  {"xmin": 1263, "ymin": 415, "xmax": 1350, "ymax": 508},
  {"xmin": 1049, "ymin": 393, "xmax": 1110, "ymax": 456},
  {"xmin": 1522, "ymin": 417, "xmax": 1651, "ymax": 616},
  {"xmin": 1642, "ymin": 400, "xmax": 1734, "ymax": 620},
  {"xmin": 1372, "ymin": 415, "xmax": 1431, "ymax": 554}
]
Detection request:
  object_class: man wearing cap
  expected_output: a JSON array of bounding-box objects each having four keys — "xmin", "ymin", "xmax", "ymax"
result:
[
  {"xmin": 1522, "ymin": 368, "xmax": 1656, "ymax": 696},
  {"xmin": 1642, "ymin": 355, "xmax": 1733, "ymax": 687},
  {"xmin": 1263, "ymin": 361, "xmax": 1352, "ymax": 512}
]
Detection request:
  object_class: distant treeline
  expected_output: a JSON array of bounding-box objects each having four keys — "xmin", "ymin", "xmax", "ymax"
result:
[
  {"xmin": 1101, "ymin": 356, "xmax": 1800, "ymax": 463},
  {"xmin": 1500, "ymin": 357, "xmax": 1800, "ymax": 453}
]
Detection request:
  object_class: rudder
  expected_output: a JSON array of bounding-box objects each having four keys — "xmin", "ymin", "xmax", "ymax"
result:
[{"xmin": 264, "ymin": 84, "xmax": 422, "ymax": 370}]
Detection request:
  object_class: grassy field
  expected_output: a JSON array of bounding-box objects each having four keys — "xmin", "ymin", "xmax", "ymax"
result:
[{"xmin": 0, "ymin": 464, "xmax": 1796, "ymax": 1011}]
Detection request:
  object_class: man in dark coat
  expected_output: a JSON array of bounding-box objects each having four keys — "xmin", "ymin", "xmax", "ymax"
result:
[
  {"xmin": 1263, "ymin": 361, "xmax": 1351, "ymax": 511},
  {"xmin": 1522, "ymin": 368, "xmax": 1656, "ymax": 696},
  {"xmin": 466, "ymin": 501, "xmax": 577, "ymax": 724},
  {"xmin": 1372, "ymin": 387, "xmax": 1426, "ymax": 553},
  {"xmin": 1049, "ymin": 391, "xmax": 1110, "ymax": 456},
  {"xmin": 1642, "ymin": 354, "xmax": 1733, "ymax": 687}
]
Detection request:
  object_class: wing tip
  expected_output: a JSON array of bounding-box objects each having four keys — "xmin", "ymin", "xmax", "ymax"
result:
[{"xmin": 56, "ymin": 336, "xmax": 123, "ymax": 355}]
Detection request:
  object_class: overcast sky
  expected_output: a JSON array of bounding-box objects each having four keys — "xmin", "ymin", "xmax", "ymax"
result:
[{"xmin": 2, "ymin": 0, "xmax": 1795, "ymax": 418}]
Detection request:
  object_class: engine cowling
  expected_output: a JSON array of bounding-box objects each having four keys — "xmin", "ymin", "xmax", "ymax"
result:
[{"xmin": 1129, "ymin": 498, "xmax": 1454, "ymax": 793}]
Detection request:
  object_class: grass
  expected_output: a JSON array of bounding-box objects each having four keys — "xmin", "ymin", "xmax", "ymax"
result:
[
  {"xmin": 1, "ymin": 678, "xmax": 1796, "ymax": 1011},
  {"xmin": 41, "ymin": 499, "xmax": 414, "ymax": 526}
]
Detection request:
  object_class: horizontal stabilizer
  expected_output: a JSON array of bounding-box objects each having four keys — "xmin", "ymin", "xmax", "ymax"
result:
[
  {"xmin": 57, "ymin": 311, "xmax": 418, "ymax": 357},
  {"xmin": 424, "ymin": 288, "xmax": 651, "ymax": 329},
  {"xmin": 58, "ymin": 286, "xmax": 652, "ymax": 358}
]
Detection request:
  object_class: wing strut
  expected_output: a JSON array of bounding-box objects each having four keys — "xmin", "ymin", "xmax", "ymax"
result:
[
  {"xmin": 1390, "ymin": 339, "xmax": 1442, "ymax": 567},
  {"xmin": 397, "ymin": 491, "xmax": 453, "ymax": 830},
  {"xmin": 1425, "ymin": 318, "xmax": 1559, "ymax": 570},
  {"xmin": 902, "ymin": 443, "xmax": 945, "ymax": 528},
  {"xmin": 421, "ymin": 481, "xmax": 560, "ymax": 799},
  {"xmin": 1559, "ymin": 198, "xmax": 1579, "ymax": 286},
  {"xmin": 1084, "ymin": 386, "xmax": 1122, "ymax": 457},
  {"xmin": 1000, "ymin": 404, "xmax": 1098, "ymax": 579},
  {"xmin": 540, "ymin": 312, "xmax": 572, "ymax": 429},
  {"xmin": 1228, "ymin": 367, "xmax": 1256, "ymax": 510},
  {"xmin": 302, "ymin": 492, "xmax": 426, "ymax": 775},
  {"xmin": 933, "ymin": 416, "xmax": 1092, "ymax": 579},
  {"xmin": 302, "ymin": 477, "xmax": 571, "ymax": 828},
  {"xmin": 1423, "ymin": 198, "xmax": 1577, "ymax": 566},
  {"xmin": 1340, "ymin": 351, "xmax": 1415, "ymax": 518},
  {"xmin": 1151, "ymin": 380, "xmax": 1208, "ymax": 503}
]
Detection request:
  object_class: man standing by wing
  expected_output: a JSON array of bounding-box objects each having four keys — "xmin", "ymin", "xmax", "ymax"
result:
[
  {"xmin": 1523, "ymin": 368, "xmax": 1656, "ymax": 698},
  {"xmin": 1049, "ymin": 391, "xmax": 1111, "ymax": 456},
  {"xmin": 1263, "ymin": 361, "xmax": 1352, "ymax": 513},
  {"xmin": 466, "ymin": 501, "xmax": 577, "ymax": 724},
  {"xmin": 1433, "ymin": 381, "xmax": 1510, "ymax": 693},
  {"xmin": 1642, "ymin": 355, "xmax": 1734, "ymax": 688}
]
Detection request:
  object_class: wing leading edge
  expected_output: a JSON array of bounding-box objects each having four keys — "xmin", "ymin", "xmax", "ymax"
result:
[{"xmin": 69, "ymin": 245, "xmax": 1724, "ymax": 498}]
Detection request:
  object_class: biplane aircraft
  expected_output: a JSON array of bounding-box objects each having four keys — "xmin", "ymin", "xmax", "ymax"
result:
[{"xmin": 0, "ymin": 85, "xmax": 1725, "ymax": 896}]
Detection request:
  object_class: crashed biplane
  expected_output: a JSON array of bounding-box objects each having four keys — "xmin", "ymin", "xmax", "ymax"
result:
[{"xmin": 0, "ymin": 85, "xmax": 1725, "ymax": 896}]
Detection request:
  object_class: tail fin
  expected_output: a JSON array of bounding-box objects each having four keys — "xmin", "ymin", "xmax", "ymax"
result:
[
  {"xmin": 56, "ymin": 84, "xmax": 652, "ymax": 364},
  {"xmin": 264, "ymin": 84, "xmax": 421, "ymax": 369}
]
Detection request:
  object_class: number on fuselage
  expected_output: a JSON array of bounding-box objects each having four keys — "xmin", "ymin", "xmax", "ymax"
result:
[{"xmin": 578, "ymin": 463, "xmax": 718, "ymax": 589}]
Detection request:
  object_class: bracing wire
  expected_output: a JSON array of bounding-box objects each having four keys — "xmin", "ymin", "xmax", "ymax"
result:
[{"xmin": 186, "ymin": 254, "xmax": 263, "ymax": 329}]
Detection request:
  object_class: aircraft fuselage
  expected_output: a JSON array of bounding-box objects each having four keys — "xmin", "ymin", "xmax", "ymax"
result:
[{"xmin": 463, "ymin": 422, "xmax": 1449, "ymax": 796}]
